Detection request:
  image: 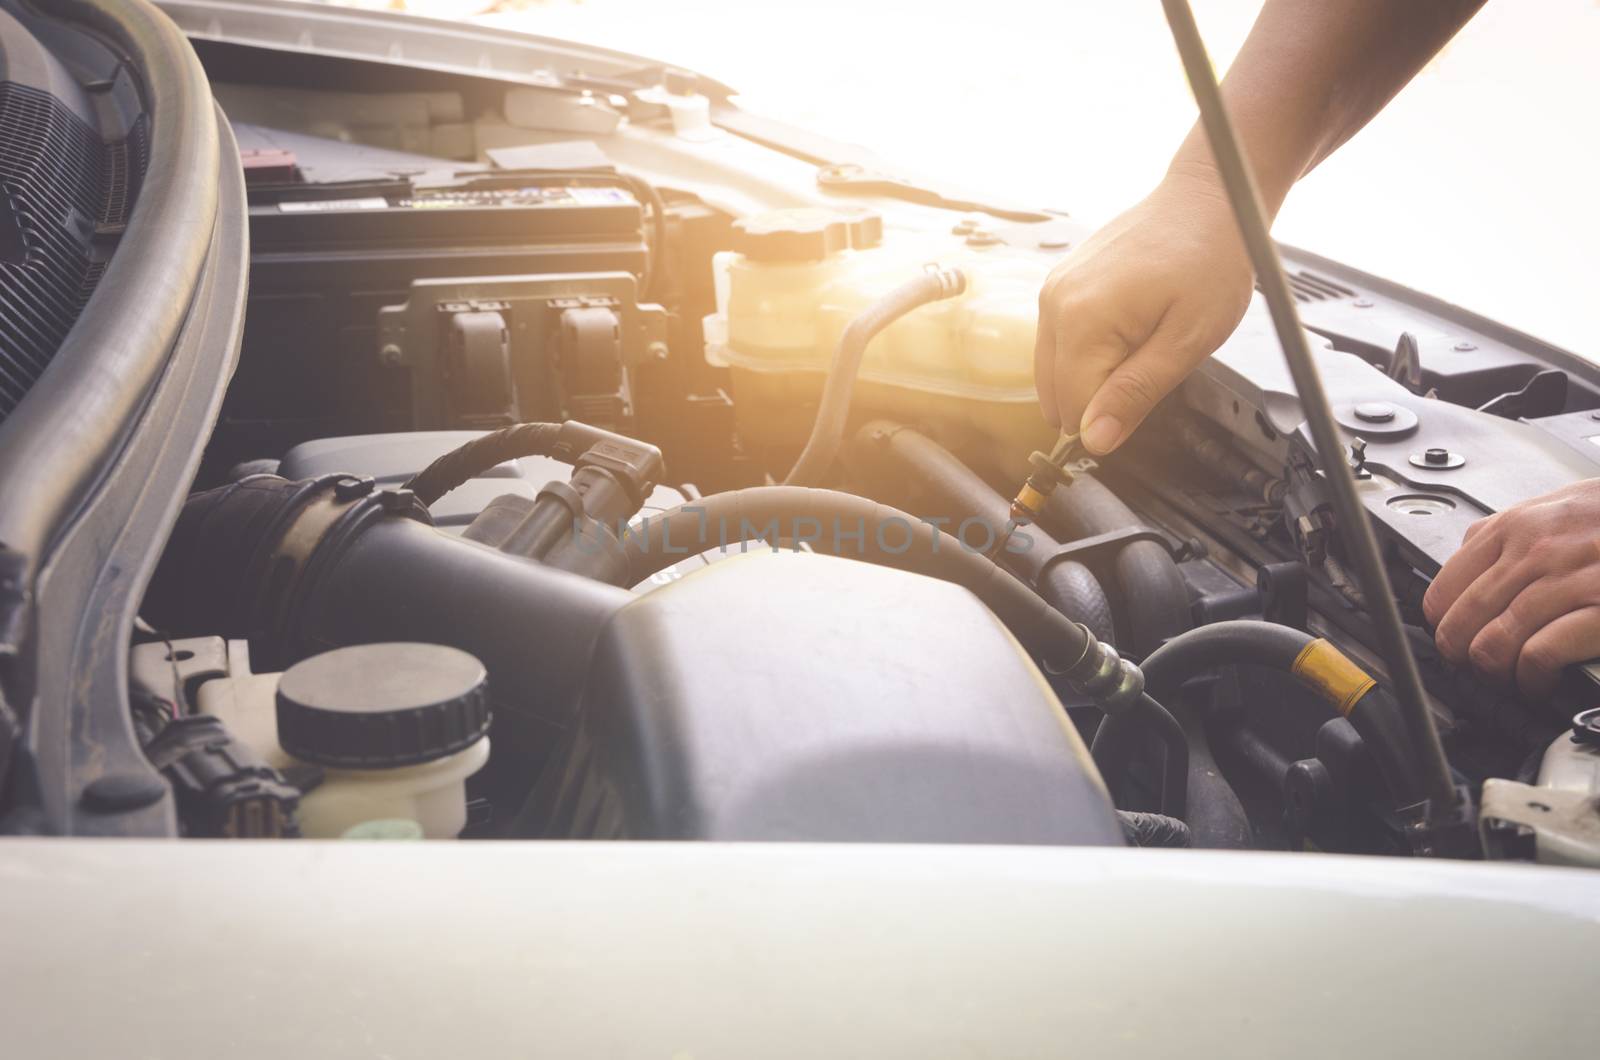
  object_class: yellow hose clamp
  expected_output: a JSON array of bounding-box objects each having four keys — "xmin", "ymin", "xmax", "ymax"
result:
[{"xmin": 1291, "ymin": 639, "xmax": 1378, "ymax": 716}]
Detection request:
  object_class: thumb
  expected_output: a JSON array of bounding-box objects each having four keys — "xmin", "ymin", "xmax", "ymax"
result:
[{"xmin": 1078, "ymin": 316, "xmax": 1202, "ymax": 454}]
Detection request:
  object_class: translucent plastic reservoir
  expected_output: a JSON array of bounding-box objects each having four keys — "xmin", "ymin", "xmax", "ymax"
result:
[{"xmin": 705, "ymin": 219, "xmax": 1060, "ymax": 467}]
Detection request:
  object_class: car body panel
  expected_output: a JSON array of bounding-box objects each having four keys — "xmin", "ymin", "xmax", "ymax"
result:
[{"xmin": 3, "ymin": 839, "xmax": 1598, "ymax": 1057}]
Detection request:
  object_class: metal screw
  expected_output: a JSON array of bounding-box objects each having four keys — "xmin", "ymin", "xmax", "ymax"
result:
[
  {"xmin": 379, "ymin": 343, "xmax": 405, "ymax": 367},
  {"xmin": 1353, "ymin": 298, "xmax": 1374, "ymax": 308},
  {"xmin": 1353, "ymin": 401, "xmax": 1395, "ymax": 424},
  {"xmin": 646, "ymin": 341, "xmax": 670, "ymax": 361},
  {"xmin": 1452, "ymin": 341, "xmax": 1477, "ymax": 352}
]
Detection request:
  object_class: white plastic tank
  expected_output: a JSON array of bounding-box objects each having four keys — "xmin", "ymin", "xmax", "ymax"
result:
[{"xmin": 705, "ymin": 207, "xmax": 1063, "ymax": 469}]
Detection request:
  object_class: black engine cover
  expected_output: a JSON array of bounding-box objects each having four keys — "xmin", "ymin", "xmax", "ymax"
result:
[{"xmin": 522, "ymin": 550, "xmax": 1123, "ymax": 845}]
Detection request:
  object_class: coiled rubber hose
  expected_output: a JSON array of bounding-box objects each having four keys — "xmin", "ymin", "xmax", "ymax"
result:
[{"xmin": 784, "ymin": 267, "xmax": 967, "ymax": 487}]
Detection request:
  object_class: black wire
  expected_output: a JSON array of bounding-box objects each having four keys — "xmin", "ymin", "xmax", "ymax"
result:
[
  {"xmin": 1157, "ymin": 0, "xmax": 1461, "ymax": 826},
  {"xmin": 403, "ymin": 422, "xmax": 563, "ymax": 506}
]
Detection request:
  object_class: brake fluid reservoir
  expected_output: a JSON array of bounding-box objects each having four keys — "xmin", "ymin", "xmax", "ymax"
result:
[
  {"xmin": 707, "ymin": 208, "xmax": 1057, "ymax": 468},
  {"xmin": 197, "ymin": 642, "xmax": 490, "ymax": 838}
]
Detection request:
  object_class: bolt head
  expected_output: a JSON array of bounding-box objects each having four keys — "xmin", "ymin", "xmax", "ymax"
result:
[
  {"xmin": 1353, "ymin": 401, "xmax": 1395, "ymax": 424},
  {"xmin": 379, "ymin": 343, "xmax": 405, "ymax": 367},
  {"xmin": 1453, "ymin": 341, "xmax": 1478, "ymax": 352},
  {"xmin": 1409, "ymin": 447, "xmax": 1464, "ymax": 470},
  {"xmin": 1353, "ymin": 298, "xmax": 1374, "ymax": 309}
]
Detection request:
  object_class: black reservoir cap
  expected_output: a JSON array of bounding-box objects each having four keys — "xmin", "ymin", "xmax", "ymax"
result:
[
  {"xmin": 732, "ymin": 207, "xmax": 853, "ymax": 263},
  {"xmin": 276, "ymin": 643, "xmax": 490, "ymax": 769},
  {"xmin": 839, "ymin": 207, "xmax": 883, "ymax": 250}
]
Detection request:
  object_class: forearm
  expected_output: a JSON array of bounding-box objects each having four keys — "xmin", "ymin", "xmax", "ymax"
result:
[{"xmin": 1168, "ymin": 0, "xmax": 1487, "ymax": 216}]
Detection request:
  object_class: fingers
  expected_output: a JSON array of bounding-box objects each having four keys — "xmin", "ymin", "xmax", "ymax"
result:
[
  {"xmin": 1421, "ymin": 523, "xmax": 1500, "ymax": 627},
  {"xmin": 1077, "ymin": 312, "xmax": 1201, "ymax": 455},
  {"xmin": 1427, "ymin": 487, "xmax": 1600, "ymax": 696},
  {"xmin": 1465, "ymin": 575, "xmax": 1583, "ymax": 684},
  {"xmin": 1034, "ymin": 279, "xmax": 1128, "ymax": 431},
  {"xmin": 1516, "ymin": 605, "xmax": 1600, "ymax": 698},
  {"xmin": 1055, "ymin": 323, "xmax": 1130, "ymax": 445},
  {"xmin": 1432, "ymin": 552, "xmax": 1534, "ymax": 666},
  {"xmin": 1033, "ymin": 283, "xmax": 1060, "ymax": 428}
]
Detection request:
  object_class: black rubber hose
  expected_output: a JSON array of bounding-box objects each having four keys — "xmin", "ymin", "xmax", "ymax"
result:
[
  {"xmin": 1116, "ymin": 810, "xmax": 1193, "ymax": 848},
  {"xmin": 626, "ymin": 486, "xmax": 1089, "ymax": 668},
  {"xmin": 1040, "ymin": 474, "xmax": 1190, "ymax": 657},
  {"xmin": 1099, "ymin": 620, "xmax": 1422, "ymax": 812},
  {"xmin": 1174, "ymin": 705, "xmax": 1251, "ymax": 849},
  {"xmin": 784, "ymin": 267, "xmax": 967, "ymax": 487},
  {"xmin": 1039, "ymin": 563, "xmax": 1116, "ymax": 650},
  {"xmin": 853, "ymin": 422, "xmax": 1115, "ymax": 644}
]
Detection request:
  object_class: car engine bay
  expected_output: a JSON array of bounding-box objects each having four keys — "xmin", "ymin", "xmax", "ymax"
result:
[{"xmin": 3, "ymin": 0, "xmax": 1599, "ymax": 865}]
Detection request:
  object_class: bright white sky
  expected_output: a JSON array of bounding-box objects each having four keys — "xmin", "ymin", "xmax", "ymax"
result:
[{"xmin": 357, "ymin": 0, "xmax": 1600, "ymax": 359}]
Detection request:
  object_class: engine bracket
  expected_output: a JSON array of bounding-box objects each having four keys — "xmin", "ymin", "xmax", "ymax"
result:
[{"xmin": 1037, "ymin": 525, "xmax": 1202, "ymax": 585}]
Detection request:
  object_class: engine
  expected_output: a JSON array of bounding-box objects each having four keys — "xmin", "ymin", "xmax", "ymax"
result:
[{"xmin": 4, "ymin": 0, "xmax": 1596, "ymax": 865}]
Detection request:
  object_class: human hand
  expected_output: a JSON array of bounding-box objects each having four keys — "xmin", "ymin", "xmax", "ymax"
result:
[
  {"xmin": 1423, "ymin": 479, "xmax": 1600, "ymax": 697},
  {"xmin": 1033, "ymin": 165, "xmax": 1256, "ymax": 454}
]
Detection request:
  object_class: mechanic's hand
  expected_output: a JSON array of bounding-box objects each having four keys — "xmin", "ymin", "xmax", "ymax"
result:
[
  {"xmin": 1034, "ymin": 167, "xmax": 1255, "ymax": 453},
  {"xmin": 1423, "ymin": 479, "xmax": 1600, "ymax": 697}
]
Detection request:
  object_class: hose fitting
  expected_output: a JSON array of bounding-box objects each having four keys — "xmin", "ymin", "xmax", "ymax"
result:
[
  {"xmin": 1056, "ymin": 625, "xmax": 1146, "ymax": 715},
  {"xmin": 989, "ymin": 431, "xmax": 1088, "ymax": 560}
]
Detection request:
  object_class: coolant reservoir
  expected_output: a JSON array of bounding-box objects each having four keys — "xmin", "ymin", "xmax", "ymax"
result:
[
  {"xmin": 706, "ymin": 208, "xmax": 1060, "ymax": 468},
  {"xmin": 197, "ymin": 642, "xmax": 490, "ymax": 838}
]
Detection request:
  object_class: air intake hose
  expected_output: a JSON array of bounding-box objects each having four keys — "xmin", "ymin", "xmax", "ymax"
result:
[{"xmin": 142, "ymin": 474, "xmax": 631, "ymax": 809}]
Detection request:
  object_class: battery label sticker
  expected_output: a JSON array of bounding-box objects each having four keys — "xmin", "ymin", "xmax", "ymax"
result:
[{"xmin": 278, "ymin": 197, "xmax": 390, "ymax": 213}]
